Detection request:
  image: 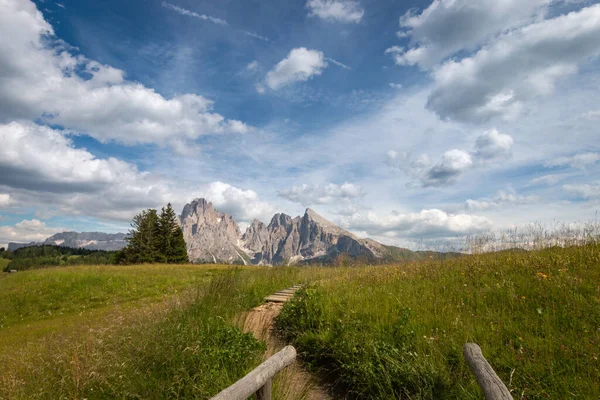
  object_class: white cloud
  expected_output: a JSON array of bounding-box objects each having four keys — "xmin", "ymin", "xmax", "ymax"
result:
[
  {"xmin": 340, "ymin": 209, "xmax": 492, "ymax": 239},
  {"xmin": 563, "ymin": 183, "xmax": 600, "ymax": 199},
  {"xmin": 162, "ymin": 2, "xmax": 227, "ymax": 25},
  {"xmin": 324, "ymin": 57, "xmax": 351, "ymax": 70},
  {"xmin": 0, "ymin": 194, "xmax": 11, "ymax": 207},
  {"xmin": 242, "ymin": 31, "xmax": 270, "ymax": 41},
  {"xmin": 529, "ymin": 173, "xmax": 572, "ymax": 186},
  {"xmin": 265, "ymin": 48, "xmax": 328, "ymax": 90},
  {"xmin": 424, "ymin": 149, "xmax": 473, "ymax": 187},
  {"xmin": 0, "ymin": 219, "xmax": 64, "ymax": 245},
  {"xmin": 426, "ymin": 4, "xmax": 600, "ymax": 122},
  {"xmin": 306, "ymin": 0, "xmax": 364, "ymax": 23},
  {"xmin": 474, "ymin": 129, "xmax": 514, "ymax": 161},
  {"xmin": 0, "ymin": 0, "xmax": 249, "ymax": 147},
  {"xmin": 247, "ymin": 60, "xmax": 259, "ymax": 72},
  {"xmin": 389, "ymin": 83, "xmax": 403, "ymax": 89},
  {"xmin": 278, "ymin": 182, "xmax": 363, "ymax": 206},
  {"xmin": 389, "ymin": 129, "xmax": 514, "ymax": 187},
  {"xmin": 389, "ymin": 0, "xmax": 550, "ymax": 69},
  {"xmin": 0, "ymin": 121, "xmax": 276, "ymax": 224},
  {"xmin": 465, "ymin": 190, "xmax": 540, "ymax": 211},
  {"xmin": 199, "ymin": 182, "xmax": 276, "ymax": 224},
  {"xmin": 545, "ymin": 152, "xmax": 600, "ymax": 170}
]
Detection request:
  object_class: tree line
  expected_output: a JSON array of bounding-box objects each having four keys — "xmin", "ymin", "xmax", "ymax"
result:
[{"xmin": 116, "ymin": 203, "xmax": 188, "ymax": 264}]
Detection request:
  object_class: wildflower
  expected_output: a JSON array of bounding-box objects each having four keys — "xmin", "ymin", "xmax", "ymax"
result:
[
  {"xmin": 521, "ymin": 296, "xmax": 526, "ymax": 299},
  {"xmin": 536, "ymin": 272, "xmax": 548, "ymax": 279}
]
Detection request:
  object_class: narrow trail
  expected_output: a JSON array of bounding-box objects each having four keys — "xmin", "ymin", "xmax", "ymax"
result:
[{"xmin": 238, "ymin": 285, "xmax": 331, "ymax": 400}]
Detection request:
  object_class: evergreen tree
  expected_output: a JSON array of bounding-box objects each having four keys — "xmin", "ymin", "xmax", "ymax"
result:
[
  {"xmin": 158, "ymin": 203, "xmax": 188, "ymax": 263},
  {"xmin": 121, "ymin": 209, "xmax": 161, "ymax": 264},
  {"xmin": 119, "ymin": 204, "xmax": 188, "ymax": 264}
]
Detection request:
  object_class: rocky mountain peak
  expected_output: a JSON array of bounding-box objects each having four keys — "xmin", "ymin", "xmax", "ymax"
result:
[{"xmin": 179, "ymin": 198, "xmax": 246, "ymax": 264}]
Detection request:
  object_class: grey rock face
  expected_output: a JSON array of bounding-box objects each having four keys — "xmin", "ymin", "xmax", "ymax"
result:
[
  {"xmin": 179, "ymin": 198, "xmax": 248, "ymax": 264},
  {"xmin": 240, "ymin": 207, "xmax": 385, "ymax": 265}
]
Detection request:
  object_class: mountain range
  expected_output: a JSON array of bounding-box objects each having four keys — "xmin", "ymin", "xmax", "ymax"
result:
[
  {"xmin": 8, "ymin": 199, "xmax": 445, "ymax": 265},
  {"xmin": 180, "ymin": 198, "xmax": 432, "ymax": 265},
  {"xmin": 8, "ymin": 232, "xmax": 128, "ymax": 252}
]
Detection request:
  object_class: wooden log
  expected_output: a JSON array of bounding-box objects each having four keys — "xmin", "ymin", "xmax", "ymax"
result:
[
  {"xmin": 256, "ymin": 379, "xmax": 272, "ymax": 400},
  {"xmin": 463, "ymin": 343, "xmax": 513, "ymax": 400},
  {"xmin": 210, "ymin": 345, "xmax": 296, "ymax": 400}
]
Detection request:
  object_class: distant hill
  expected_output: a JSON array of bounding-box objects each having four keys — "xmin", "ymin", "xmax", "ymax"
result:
[{"xmin": 8, "ymin": 232, "xmax": 128, "ymax": 252}]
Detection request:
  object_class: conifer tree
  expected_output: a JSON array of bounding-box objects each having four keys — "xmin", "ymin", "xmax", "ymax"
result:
[{"xmin": 119, "ymin": 204, "xmax": 188, "ymax": 264}]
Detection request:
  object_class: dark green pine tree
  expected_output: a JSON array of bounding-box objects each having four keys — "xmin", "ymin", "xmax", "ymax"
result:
[
  {"xmin": 158, "ymin": 203, "xmax": 189, "ymax": 263},
  {"xmin": 121, "ymin": 209, "xmax": 161, "ymax": 264}
]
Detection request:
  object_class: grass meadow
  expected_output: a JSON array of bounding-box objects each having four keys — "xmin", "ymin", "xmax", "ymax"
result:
[
  {"xmin": 1, "ymin": 230, "xmax": 599, "ymax": 399},
  {"xmin": 277, "ymin": 244, "xmax": 600, "ymax": 399}
]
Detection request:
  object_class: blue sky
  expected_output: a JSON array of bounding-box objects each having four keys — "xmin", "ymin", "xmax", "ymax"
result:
[{"xmin": 0, "ymin": 0, "xmax": 599, "ymax": 249}]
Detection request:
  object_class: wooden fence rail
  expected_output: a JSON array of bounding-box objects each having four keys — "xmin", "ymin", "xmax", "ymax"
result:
[
  {"xmin": 464, "ymin": 343, "xmax": 513, "ymax": 400},
  {"xmin": 210, "ymin": 345, "xmax": 296, "ymax": 400}
]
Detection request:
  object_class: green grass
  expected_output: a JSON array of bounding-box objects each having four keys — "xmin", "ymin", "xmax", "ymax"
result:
[
  {"xmin": 276, "ymin": 244, "xmax": 600, "ymax": 399},
  {"xmin": 0, "ymin": 258, "xmax": 11, "ymax": 271},
  {"xmin": 0, "ymin": 263, "xmax": 323, "ymax": 399},
  {"xmin": 0, "ymin": 263, "xmax": 238, "ymax": 329}
]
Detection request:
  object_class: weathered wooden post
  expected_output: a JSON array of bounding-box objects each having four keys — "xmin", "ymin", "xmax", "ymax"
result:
[
  {"xmin": 210, "ymin": 345, "xmax": 296, "ymax": 400},
  {"xmin": 463, "ymin": 343, "xmax": 513, "ymax": 400},
  {"xmin": 256, "ymin": 379, "xmax": 272, "ymax": 400}
]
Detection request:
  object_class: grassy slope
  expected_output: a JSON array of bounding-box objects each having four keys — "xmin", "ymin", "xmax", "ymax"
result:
[
  {"xmin": 0, "ymin": 263, "xmax": 240, "ymax": 329},
  {"xmin": 277, "ymin": 244, "xmax": 600, "ymax": 399},
  {"xmin": 0, "ymin": 263, "xmax": 325, "ymax": 399}
]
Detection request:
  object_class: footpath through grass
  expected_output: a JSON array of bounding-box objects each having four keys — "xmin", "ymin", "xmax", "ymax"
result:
[{"xmin": 276, "ymin": 244, "xmax": 600, "ymax": 399}]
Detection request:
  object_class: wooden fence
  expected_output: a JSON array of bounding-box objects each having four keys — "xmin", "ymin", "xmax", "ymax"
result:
[
  {"xmin": 209, "ymin": 345, "xmax": 296, "ymax": 400},
  {"xmin": 464, "ymin": 343, "xmax": 513, "ymax": 400},
  {"xmin": 211, "ymin": 343, "xmax": 512, "ymax": 400}
]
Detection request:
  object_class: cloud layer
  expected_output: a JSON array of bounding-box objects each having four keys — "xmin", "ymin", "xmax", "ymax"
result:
[{"xmin": 0, "ymin": 0, "xmax": 249, "ymax": 148}]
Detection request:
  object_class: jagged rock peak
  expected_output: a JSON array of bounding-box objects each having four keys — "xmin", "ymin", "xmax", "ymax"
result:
[
  {"xmin": 179, "ymin": 198, "xmax": 245, "ymax": 264},
  {"xmin": 269, "ymin": 213, "xmax": 293, "ymax": 228},
  {"xmin": 180, "ymin": 198, "xmax": 213, "ymax": 220}
]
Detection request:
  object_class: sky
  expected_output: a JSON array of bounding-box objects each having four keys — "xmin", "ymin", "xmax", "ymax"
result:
[{"xmin": 0, "ymin": 0, "xmax": 599, "ymax": 250}]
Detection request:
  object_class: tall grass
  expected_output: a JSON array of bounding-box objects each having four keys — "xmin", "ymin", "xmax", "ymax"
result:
[
  {"xmin": 0, "ymin": 265, "xmax": 316, "ymax": 399},
  {"xmin": 277, "ymin": 243, "xmax": 600, "ymax": 399}
]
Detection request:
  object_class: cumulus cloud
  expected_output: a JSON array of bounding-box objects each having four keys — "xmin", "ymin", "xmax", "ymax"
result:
[
  {"xmin": 426, "ymin": 4, "xmax": 600, "ymax": 122},
  {"xmin": 388, "ymin": 0, "xmax": 550, "ymax": 69},
  {"xmin": 0, "ymin": 194, "xmax": 11, "ymax": 207},
  {"xmin": 389, "ymin": 129, "xmax": 514, "ymax": 187},
  {"xmin": 340, "ymin": 209, "xmax": 492, "ymax": 239},
  {"xmin": 545, "ymin": 152, "xmax": 600, "ymax": 170},
  {"xmin": 0, "ymin": 219, "xmax": 64, "ymax": 245},
  {"xmin": 563, "ymin": 183, "xmax": 600, "ymax": 199},
  {"xmin": 465, "ymin": 190, "xmax": 540, "ymax": 211},
  {"xmin": 474, "ymin": 129, "xmax": 514, "ymax": 161},
  {"xmin": 0, "ymin": 0, "xmax": 249, "ymax": 147},
  {"xmin": 0, "ymin": 121, "xmax": 177, "ymax": 220},
  {"xmin": 265, "ymin": 48, "xmax": 328, "ymax": 90},
  {"xmin": 278, "ymin": 183, "xmax": 363, "ymax": 206},
  {"xmin": 199, "ymin": 182, "xmax": 276, "ymax": 224},
  {"xmin": 306, "ymin": 0, "xmax": 364, "ymax": 23},
  {"xmin": 424, "ymin": 150, "xmax": 473, "ymax": 187}
]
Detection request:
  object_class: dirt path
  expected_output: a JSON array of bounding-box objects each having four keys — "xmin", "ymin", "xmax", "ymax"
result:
[{"xmin": 238, "ymin": 286, "xmax": 331, "ymax": 400}]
